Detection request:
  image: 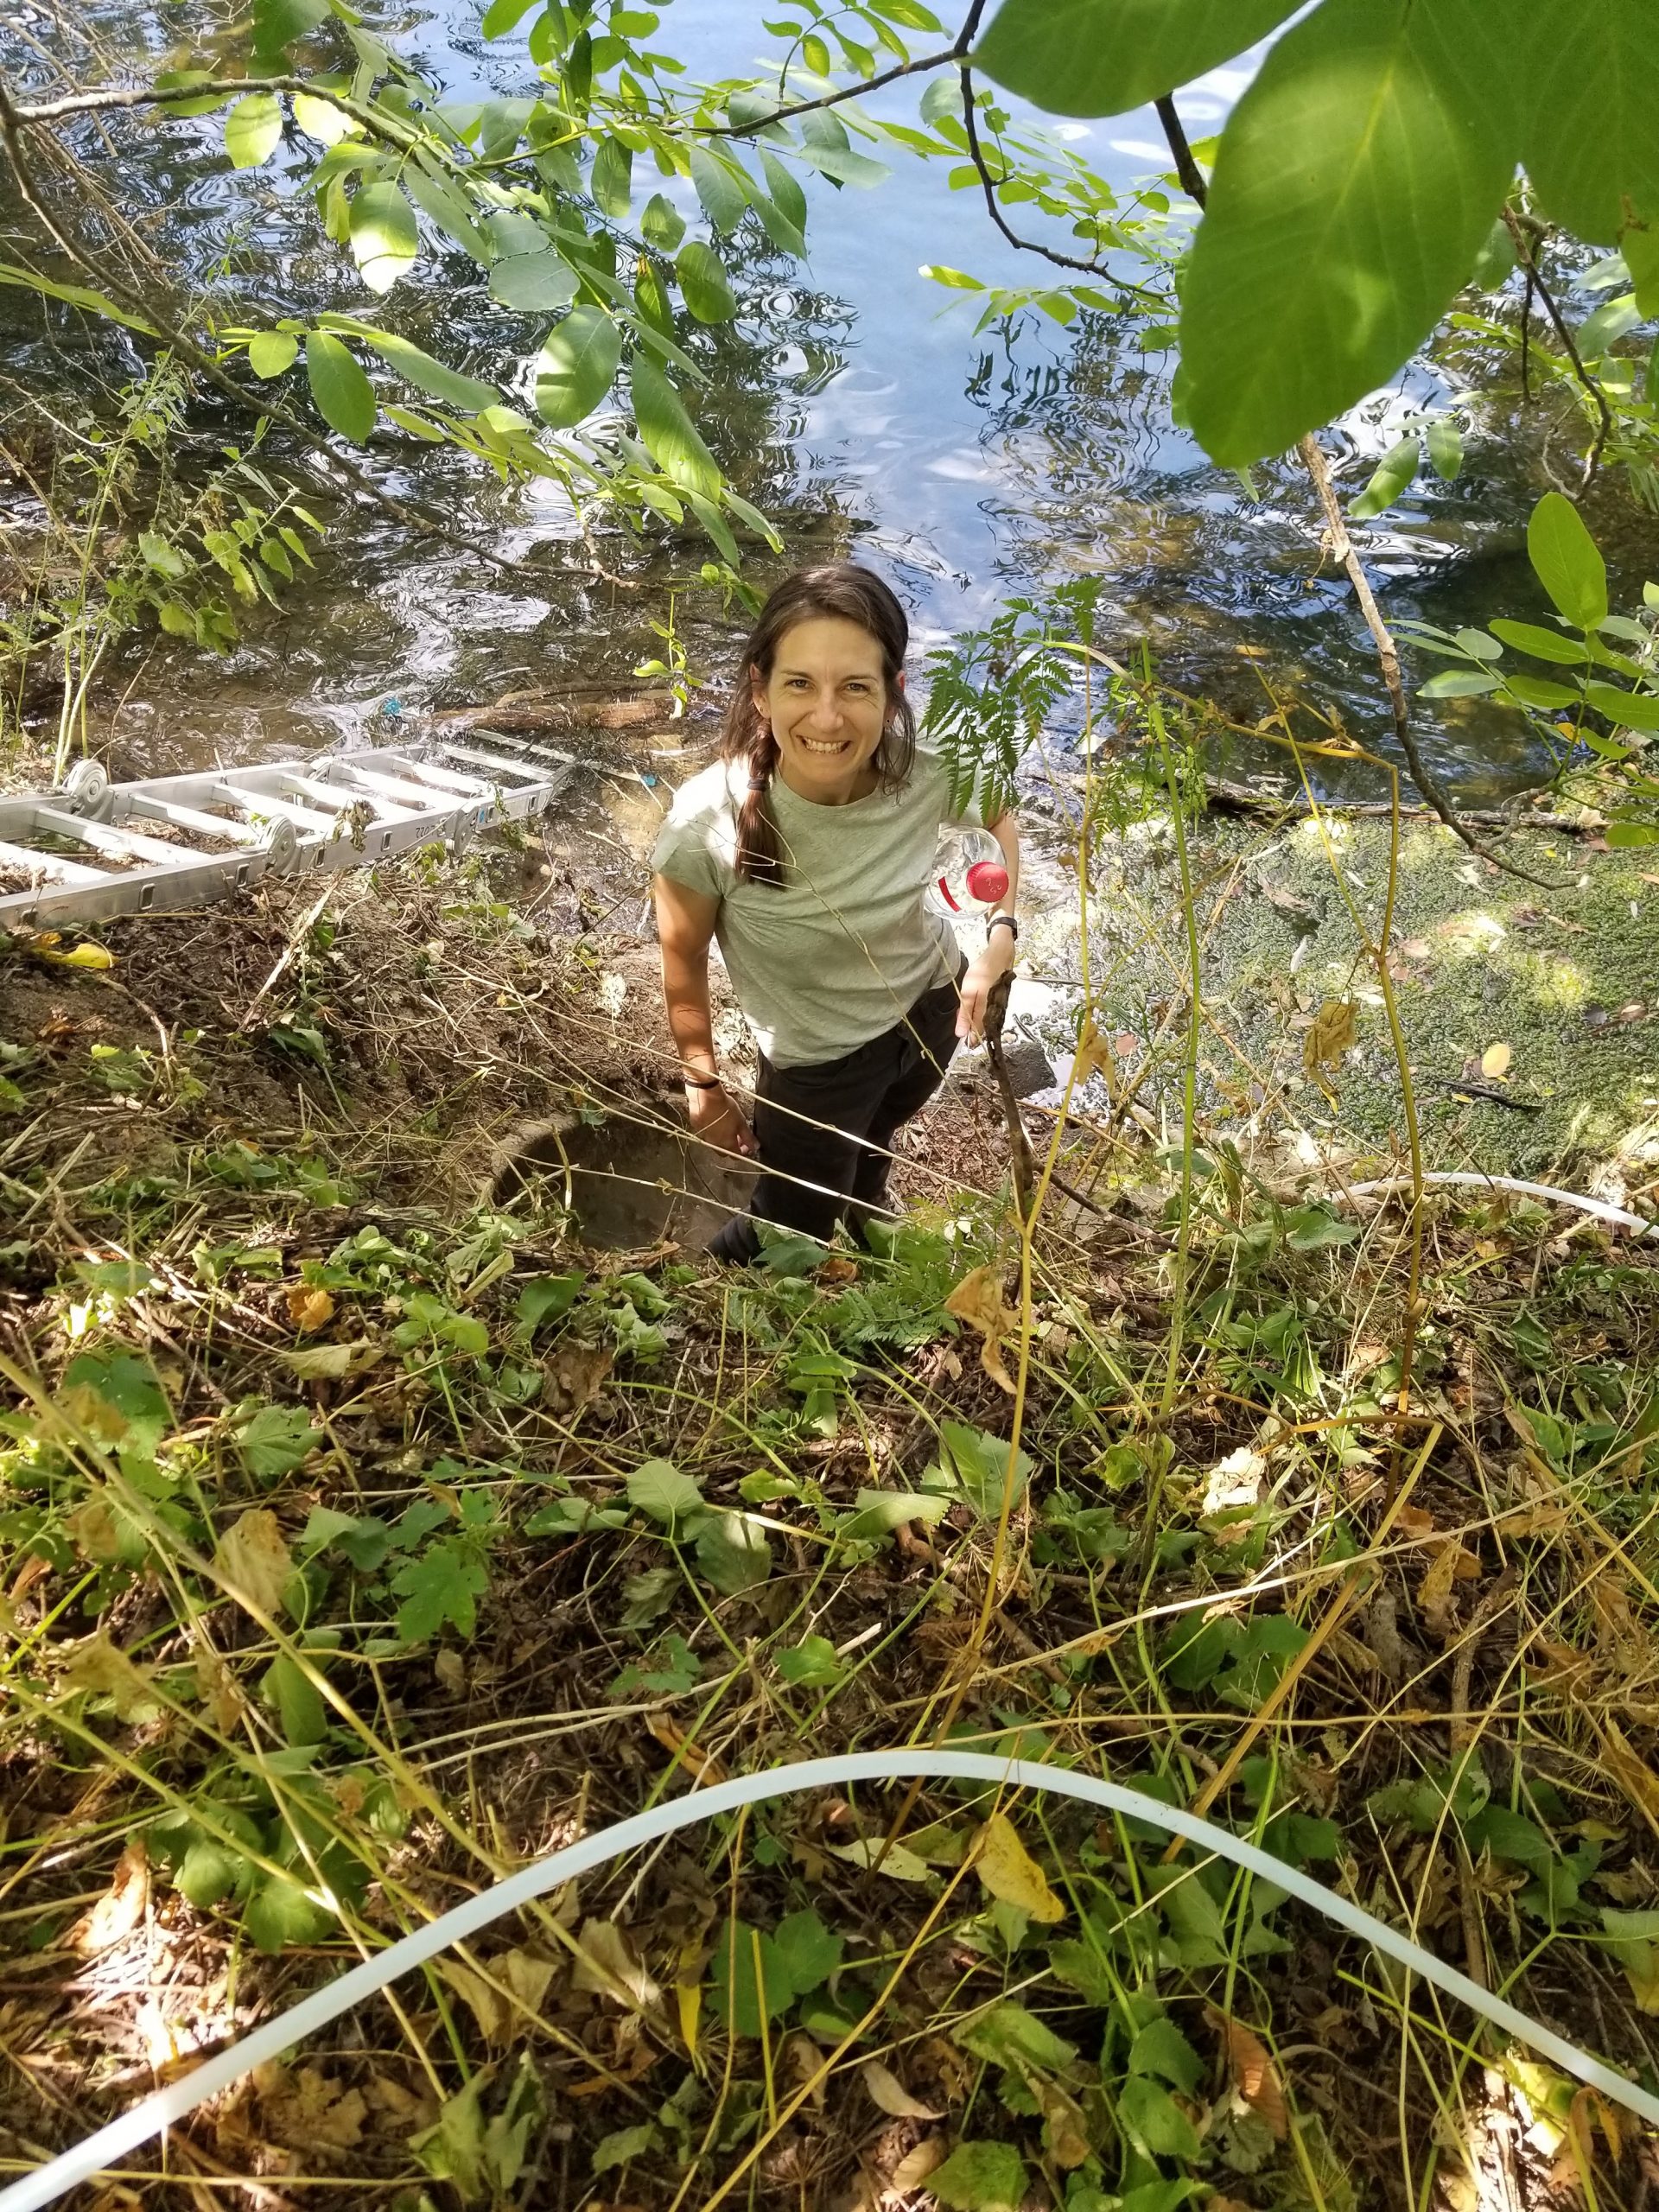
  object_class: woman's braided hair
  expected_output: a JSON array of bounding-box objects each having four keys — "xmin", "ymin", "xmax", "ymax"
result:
[{"xmin": 718, "ymin": 563, "xmax": 917, "ymax": 886}]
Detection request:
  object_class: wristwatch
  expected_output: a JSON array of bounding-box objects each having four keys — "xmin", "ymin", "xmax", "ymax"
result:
[{"xmin": 988, "ymin": 914, "xmax": 1019, "ymax": 941}]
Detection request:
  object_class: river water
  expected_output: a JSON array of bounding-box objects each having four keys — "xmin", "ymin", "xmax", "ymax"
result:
[{"xmin": 0, "ymin": 0, "xmax": 1621, "ymax": 800}]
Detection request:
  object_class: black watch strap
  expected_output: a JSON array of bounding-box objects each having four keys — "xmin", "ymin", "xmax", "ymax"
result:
[{"xmin": 988, "ymin": 913, "xmax": 1019, "ymax": 940}]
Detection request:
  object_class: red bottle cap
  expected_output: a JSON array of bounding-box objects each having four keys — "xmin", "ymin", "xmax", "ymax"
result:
[{"xmin": 965, "ymin": 858, "xmax": 1010, "ymax": 904}]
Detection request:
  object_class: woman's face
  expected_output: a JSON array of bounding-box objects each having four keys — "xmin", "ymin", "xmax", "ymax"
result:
[{"xmin": 753, "ymin": 615, "xmax": 899, "ymax": 802}]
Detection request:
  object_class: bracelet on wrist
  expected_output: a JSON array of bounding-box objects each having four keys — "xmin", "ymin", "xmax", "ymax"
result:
[
  {"xmin": 682, "ymin": 1071, "xmax": 722, "ymax": 1090},
  {"xmin": 988, "ymin": 913, "xmax": 1019, "ymax": 941}
]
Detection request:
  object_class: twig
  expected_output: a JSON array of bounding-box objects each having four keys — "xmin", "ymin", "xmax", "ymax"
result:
[
  {"xmin": 1151, "ymin": 93, "xmax": 1567, "ymax": 892},
  {"xmin": 702, "ymin": 41, "xmax": 963, "ymax": 137},
  {"xmin": 1503, "ymin": 208, "xmax": 1614, "ymax": 488},
  {"xmin": 982, "ymin": 969, "xmax": 1034, "ymax": 1221}
]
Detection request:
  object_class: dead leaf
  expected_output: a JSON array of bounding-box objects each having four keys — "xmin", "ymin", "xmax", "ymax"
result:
[
  {"xmin": 440, "ymin": 1961, "xmax": 505, "ymax": 2041},
  {"xmin": 972, "ymin": 1812, "xmax": 1065, "ymax": 1923},
  {"xmin": 1364, "ymin": 1587, "xmax": 1410, "ymax": 1681},
  {"xmin": 74, "ymin": 1839, "xmax": 149, "ymax": 1955},
  {"xmin": 1303, "ymin": 998, "xmax": 1357, "ymax": 1090},
  {"xmin": 1206, "ymin": 2006, "xmax": 1287, "ymax": 2141},
  {"xmin": 281, "ymin": 1339, "xmax": 383, "ymax": 1381},
  {"xmin": 1599, "ymin": 1718, "xmax": 1659, "ymax": 1841},
  {"xmin": 944, "ymin": 1265, "xmax": 1018, "ymax": 1395},
  {"xmin": 542, "ymin": 1340, "xmax": 613, "ymax": 1416},
  {"xmin": 646, "ymin": 1712, "xmax": 728, "ymax": 1784},
  {"xmin": 570, "ymin": 1918, "xmax": 661, "ymax": 2012},
  {"xmin": 1417, "ymin": 1541, "xmax": 1480, "ymax": 1637},
  {"xmin": 434, "ymin": 1649, "xmax": 466, "ymax": 1695},
  {"xmin": 1479, "ymin": 1041, "xmax": 1513, "ymax": 1079},
  {"xmin": 1201, "ymin": 1446, "xmax": 1266, "ymax": 1517},
  {"xmin": 196, "ymin": 1651, "xmax": 243, "ymax": 1734},
  {"xmin": 66, "ymin": 1491, "xmax": 123, "ymax": 1564},
  {"xmin": 215, "ymin": 1508, "xmax": 292, "ymax": 1618},
  {"xmin": 830, "ymin": 1835, "xmax": 934, "ymax": 1884},
  {"xmin": 816, "ymin": 1254, "xmax": 859, "ymax": 1285},
  {"xmin": 1028, "ymin": 2073, "xmax": 1091, "ymax": 2167},
  {"xmin": 497, "ymin": 1947, "xmax": 556, "ymax": 2017},
  {"xmin": 33, "ymin": 937, "xmax": 115, "ymax": 970},
  {"xmin": 260, "ymin": 2064, "xmax": 367, "ymax": 2151},
  {"xmin": 887, "ymin": 2137, "xmax": 947, "ymax": 2195},
  {"xmin": 783, "ymin": 2031, "xmax": 824, "ymax": 2111},
  {"xmin": 286, "ymin": 1283, "xmax": 335, "ymax": 1333},
  {"xmin": 861, "ymin": 2058, "xmax": 941, "ymax": 2120},
  {"xmin": 60, "ymin": 1630, "xmax": 156, "ymax": 1719}
]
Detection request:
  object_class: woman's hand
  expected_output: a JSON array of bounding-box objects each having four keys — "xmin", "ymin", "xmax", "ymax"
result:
[
  {"xmin": 957, "ymin": 926, "xmax": 1017, "ymax": 1045},
  {"xmin": 686, "ymin": 1081, "xmax": 756, "ymax": 1158}
]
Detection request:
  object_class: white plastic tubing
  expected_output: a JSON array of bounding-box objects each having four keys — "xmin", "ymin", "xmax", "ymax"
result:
[
  {"xmin": 6, "ymin": 1751, "xmax": 1657, "ymax": 2212},
  {"xmin": 1351, "ymin": 1171, "xmax": 1658, "ymax": 1236}
]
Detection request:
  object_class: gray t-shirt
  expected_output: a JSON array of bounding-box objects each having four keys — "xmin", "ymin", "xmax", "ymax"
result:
[{"xmin": 652, "ymin": 749, "xmax": 982, "ymax": 1069}]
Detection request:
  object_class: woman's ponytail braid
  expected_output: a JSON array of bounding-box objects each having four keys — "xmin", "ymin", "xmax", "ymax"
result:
[{"xmin": 734, "ymin": 715, "xmax": 782, "ymax": 886}]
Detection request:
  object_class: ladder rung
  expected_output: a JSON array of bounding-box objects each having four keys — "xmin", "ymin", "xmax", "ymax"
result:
[
  {"xmin": 126, "ymin": 797, "xmax": 266, "ymax": 848},
  {"xmin": 213, "ymin": 784, "xmax": 339, "ymax": 836},
  {"xmin": 0, "ymin": 837, "xmax": 110, "ymax": 887},
  {"xmin": 276, "ymin": 774, "xmax": 428, "ymax": 825},
  {"xmin": 431, "ymin": 739, "xmax": 561, "ymax": 784},
  {"xmin": 32, "ymin": 804, "xmax": 195, "ymax": 871},
  {"xmin": 372, "ymin": 753, "xmax": 493, "ymax": 798},
  {"xmin": 326, "ymin": 762, "xmax": 463, "ymax": 810}
]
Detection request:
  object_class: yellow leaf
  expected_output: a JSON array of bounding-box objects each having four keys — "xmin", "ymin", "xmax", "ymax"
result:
[
  {"xmin": 497, "ymin": 1948, "xmax": 556, "ymax": 2018},
  {"xmin": 1416, "ymin": 1539, "xmax": 1479, "ymax": 1637},
  {"xmin": 73, "ymin": 1838, "xmax": 149, "ymax": 1955},
  {"xmin": 439, "ymin": 1960, "xmax": 505, "ymax": 2042},
  {"xmin": 569, "ymin": 1918, "xmax": 661, "ymax": 2012},
  {"xmin": 1480, "ymin": 1041, "xmax": 1512, "ymax": 1078},
  {"xmin": 60, "ymin": 1629, "xmax": 156, "ymax": 1719},
  {"xmin": 1029, "ymin": 2073, "xmax": 1091, "ymax": 2168},
  {"xmin": 35, "ymin": 938, "xmax": 116, "ymax": 969},
  {"xmin": 677, "ymin": 1979, "xmax": 702, "ymax": 2058},
  {"xmin": 861, "ymin": 2058, "xmax": 941, "ymax": 2120},
  {"xmin": 286, "ymin": 1283, "xmax": 335, "ymax": 1333},
  {"xmin": 214, "ymin": 1507, "xmax": 293, "ymax": 1618},
  {"xmin": 944, "ymin": 1264, "xmax": 1018, "ymax": 1395},
  {"xmin": 1302, "ymin": 998, "xmax": 1357, "ymax": 1090},
  {"xmin": 1599, "ymin": 1717, "xmax": 1659, "ymax": 1842},
  {"xmin": 972, "ymin": 1811, "xmax": 1065, "ymax": 1923},
  {"xmin": 890, "ymin": 2138, "xmax": 947, "ymax": 2190}
]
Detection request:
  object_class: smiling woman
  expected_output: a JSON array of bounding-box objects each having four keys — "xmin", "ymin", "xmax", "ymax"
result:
[{"xmin": 651, "ymin": 564, "xmax": 1020, "ymax": 1262}]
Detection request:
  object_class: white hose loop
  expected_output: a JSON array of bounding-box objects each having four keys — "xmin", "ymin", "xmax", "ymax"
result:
[
  {"xmin": 1351, "ymin": 1171, "xmax": 1657, "ymax": 1236},
  {"xmin": 4, "ymin": 1750, "xmax": 1656, "ymax": 2212}
]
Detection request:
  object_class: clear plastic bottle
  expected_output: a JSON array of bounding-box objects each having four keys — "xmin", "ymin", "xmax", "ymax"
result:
[{"xmin": 924, "ymin": 825, "xmax": 1010, "ymax": 918}]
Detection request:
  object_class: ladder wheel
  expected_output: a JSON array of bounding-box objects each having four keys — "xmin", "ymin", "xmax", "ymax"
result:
[
  {"xmin": 61, "ymin": 759, "xmax": 111, "ymax": 820},
  {"xmin": 448, "ymin": 808, "xmax": 477, "ymax": 861},
  {"xmin": 264, "ymin": 817, "xmax": 300, "ymax": 875}
]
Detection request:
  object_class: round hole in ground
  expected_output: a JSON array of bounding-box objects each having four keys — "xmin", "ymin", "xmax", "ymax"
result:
[{"xmin": 494, "ymin": 1097, "xmax": 755, "ymax": 1252}]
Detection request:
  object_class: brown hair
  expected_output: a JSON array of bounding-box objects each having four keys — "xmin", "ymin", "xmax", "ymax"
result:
[{"xmin": 718, "ymin": 563, "xmax": 917, "ymax": 886}]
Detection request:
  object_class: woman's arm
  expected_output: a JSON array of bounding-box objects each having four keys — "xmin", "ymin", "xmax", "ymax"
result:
[
  {"xmin": 957, "ymin": 809, "xmax": 1020, "ymax": 1045},
  {"xmin": 652, "ymin": 872, "xmax": 756, "ymax": 1156}
]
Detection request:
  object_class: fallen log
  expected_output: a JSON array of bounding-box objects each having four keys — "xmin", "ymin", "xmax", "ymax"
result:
[
  {"xmin": 1202, "ymin": 777, "xmax": 1591, "ymax": 834},
  {"xmin": 434, "ymin": 686, "xmax": 677, "ymax": 737}
]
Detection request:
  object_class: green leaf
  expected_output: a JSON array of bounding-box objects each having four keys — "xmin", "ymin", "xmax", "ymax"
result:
[
  {"xmin": 676, "ymin": 238, "xmax": 737, "ymax": 321},
  {"xmin": 769, "ymin": 1907, "xmax": 842, "ymax": 1994},
  {"xmin": 177, "ymin": 1834, "xmax": 251, "ymax": 1910},
  {"xmin": 1427, "ymin": 416, "xmax": 1464, "ymax": 480},
  {"xmin": 1605, "ymin": 819, "xmax": 1659, "ymax": 846},
  {"xmin": 694, "ymin": 1509, "xmax": 772, "ymax": 1594},
  {"xmin": 225, "ymin": 92, "xmax": 284, "ymax": 169},
  {"xmin": 591, "ymin": 135, "xmax": 633, "ymax": 218},
  {"xmin": 349, "ymin": 181, "xmax": 419, "ymax": 294},
  {"xmin": 1529, "ymin": 491, "xmax": 1608, "ymax": 630},
  {"xmin": 759, "ymin": 148, "xmax": 808, "ymax": 237},
  {"xmin": 709, "ymin": 1919, "xmax": 790, "ymax": 2036},
  {"xmin": 245, "ymin": 1871, "xmax": 332, "ymax": 1953},
  {"xmin": 1471, "ymin": 216, "xmax": 1517, "ymax": 289},
  {"xmin": 482, "ymin": 0, "xmax": 542, "ymax": 35},
  {"xmin": 802, "ymin": 30, "xmax": 832, "ymax": 74},
  {"xmin": 253, "ymin": 0, "xmax": 327, "ymax": 52},
  {"xmin": 592, "ymin": 2122, "xmax": 661, "ymax": 2176},
  {"xmin": 776, "ymin": 1633, "xmax": 845, "ymax": 1688},
  {"xmin": 532, "ymin": 305, "xmax": 621, "ymax": 425},
  {"xmin": 938, "ymin": 1420, "xmax": 1033, "ymax": 1521},
  {"xmin": 1128, "ymin": 2016, "xmax": 1205, "ymax": 2094},
  {"xmin": 641, "ymin": 192, "xmax": 687, "ymax": 250},
  {"xmin": 1120, "ymin": 2073, "xmax": 1203, "ymax": 2162},
  {"xmin": 929, "ymin": 2139, "xmax": 1028, "ymax": 2212},
  {"xmin": 490, "ymin": 251, "xmax": 579, "ymax": 309},
  {"xmin": 237, "ymin": 1402, "xmax": 320, "ymax": 1479},
  {"xmin": 1626, "ymin": 222, "xmax": 1659, "ymax": 319},
  {"xmin": 322, "ymin": 321, "xmax": 495, "ymax": 409},
  {"xmin": 1586, "ymin": 682, "xmax": 1659, "ymax": 733},
  {"xmin": 305, "ymin": 330, "xmax": 377, "ymax": 442},
  {"xmin": 1349, "ymin": 435, "xmax": 1421, "ymax": 520},
  {"xmin": 1501, "ymin": 672, "xmax": 1583, "ymax": 710},
  {"xmin": 630, "ymin": 351, "xmax": 720, "ymax": 496},
  {"xmin": 262, "ymin": 1654, "xmax": 327, "ymax": 1746},
  {"xmin": 973, "ymin": 0, "xmax": 1301, "ymax": 119},
  {"xmin": 247, "ymin": 329, "xmax": 301, "ymax": 378},
  {"xmin": 293, "ymin": 91, "xmax": 352, "ymax": 145},
  {"xmin": 391, "ymin": 1539, "xmax": 490, "ymax": 1643},
  {"xmin": 690, "ymin": 147, "xmax": 750, "ymax": 235},
  {"xmin": 626, "ymin": 1456, "xmax": 705, "ymax": 1530},
  {"xmin": 1283, "ymin": 1205, "xmax": 1360, "ymax": 1249},
  {"xmin": 1577, "ymin": 292, "xmax": 1643, "ymax": 357},
  {"xmin": 958, "ymin": 2000, "xmax": 1077, "ymax": 2075},
  {"xmin": 517, "ymin": 1272, "xmax": 584, "ymax": 1330},
  {"xmin": 1488, "ymin": 618, "xmax": 1592, "ymax": 664},
  {"xmin": 1179, "ymin": 0, "xmax": 1522, "ymax": 467},
  {"xmin": 837, "ymin": 1488, "xmax": 949, "ymax": 1541},
  {"xmin": 607, "ymin": 1631, "xmax": 701, "ymax": 1699},
  {"xmin": 1420, "ymin": 669, "xmax": 1501, "ymax": 698},
  {"xmin": 137, "ymin": 531, "xmax": 188, "ymax": 578},
  {"xmin": 1522, "ymin": 0, "xmax": 1659, "ymax": 241}
]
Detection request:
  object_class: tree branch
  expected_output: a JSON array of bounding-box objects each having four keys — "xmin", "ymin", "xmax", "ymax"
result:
[
  {"xmin": 1153, "ymin": 91, "xmax": 1565, "ymax": 889},
  {"xmin": 1502, "ymin": 207, "xmax": 1613, "ymax": 488},
  {"xmin": 0, "ymin": 71, "xmax": 582, "ymax": 584}
]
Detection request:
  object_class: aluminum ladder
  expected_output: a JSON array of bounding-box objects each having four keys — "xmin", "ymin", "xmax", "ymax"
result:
[{"xmin": 0, "ymin": 728, "xmax": 574, "ymax": 930}]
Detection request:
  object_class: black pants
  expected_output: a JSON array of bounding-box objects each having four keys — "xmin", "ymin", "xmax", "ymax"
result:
[{"xmin": 709, "ymin": 968, "xmax": 963, "ymax": 1262}]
